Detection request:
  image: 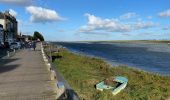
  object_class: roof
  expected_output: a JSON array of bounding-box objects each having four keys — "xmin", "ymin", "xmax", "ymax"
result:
[{"xmin": 0, "ymin": 11, "xmax": 17, "ymax": 22}]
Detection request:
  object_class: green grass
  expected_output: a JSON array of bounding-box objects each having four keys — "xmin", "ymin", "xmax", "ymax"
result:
[{"xmin": 52, "ymin": 48, "xmax": 170, "ymax": 100}]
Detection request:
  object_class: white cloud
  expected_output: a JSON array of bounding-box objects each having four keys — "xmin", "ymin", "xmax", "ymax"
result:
[
  {"xmin": 79, "ymin": 31, "xmax": 111, "ymax": 36},
  {"xmin": 0, "ymin": 0, "xmax": 32, "ymax": 6},
  {"xmin": 162, "ymin": 26, "xmax": 170, "ymax": 30},
  {"xmin": 9, "ymin": 9, "xmax": 17, "ymax": 17},
  {"xmin": 138, "ymin": 32, "xmax": 153, "ymax": 36},
  {"xmin": 26, "ymin": 6, "xmax": 64, "ymax": 23},
  {"xmin": 147, "ymin": 16, "xmax": 152, "ymax": 19},
  {"xmin": 120, "ymin": 12, "xmax": 137, "ymax": 19},
  {"xmin": 121, "ymin": 33, "xmax": 131, "ymax": 36},
  {"xmin": 135, "ymin": 21, "xmax": 157, "ymax": 29},
  {"xmin": 79, "ymin": 13, "xmax": 131, "ymax": 33},
  {"xmin": 78, "ymin": 13, "xmax": 157, "ymax": 34},
  {"xmin": 158, "ymin": 10, "xmax": 170, "ymax": 17}
]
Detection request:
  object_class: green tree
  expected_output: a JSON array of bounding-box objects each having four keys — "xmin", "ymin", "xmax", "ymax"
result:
[{"xmin": 33, "ymin": 31, "xmax": 44, "ymax": 41}]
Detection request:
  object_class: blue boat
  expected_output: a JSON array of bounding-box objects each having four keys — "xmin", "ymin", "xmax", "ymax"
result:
[{"xmin": 96, "ymin": 76, "xmax": 128, "ymax": 95}]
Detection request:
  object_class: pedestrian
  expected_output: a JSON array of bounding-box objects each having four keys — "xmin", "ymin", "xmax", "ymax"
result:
[
  {"xmin": 29, "ymin": 42, "xmax": 32, "ymax": 50},
  {"xmin": 33, "ymin": 41, "xmax": 36, "ymax": 51}
]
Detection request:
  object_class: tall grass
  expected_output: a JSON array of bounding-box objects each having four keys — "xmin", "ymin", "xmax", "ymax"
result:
[{"xmin": 52, "ymin": 48, "xmax": 170, "ymax": 100}]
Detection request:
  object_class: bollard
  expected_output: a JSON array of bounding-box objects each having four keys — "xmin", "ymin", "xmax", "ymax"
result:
[
  {"xmin": 44, "ymin": 58, "xmax": 48, "ymax": 63},
  {"xmin": 7, "ymin": 51, "xmax": 10, "ymax": 57},
  {"xmin": 50, "ymin": 70, "xmax": 56, "ymax": 81},
  {"xmin": 13, "ymin": 49, "xmax": 15, "ymax": 53},
  {"xmin": 43, "ymin": 55, "xmax": 46, "ymax": 58},
  {"xmin": 43, "ymin": 56, "xmax": 47, "ymax": 60},
  {"xmin": 46, "ymin": 63, "xmax": 51, "ymax": 71},
  {"xmin": 41, "ymin": 42, "xmax": 43, "ymax": 47},
  {"xmin": 43, "ymin": 56, "xmax": 46, "ymax": 60}
]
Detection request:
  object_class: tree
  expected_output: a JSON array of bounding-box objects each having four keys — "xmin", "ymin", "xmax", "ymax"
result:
[{"xmin": 33, "ymin": 31, "xmax": 44, "ymax": 41}]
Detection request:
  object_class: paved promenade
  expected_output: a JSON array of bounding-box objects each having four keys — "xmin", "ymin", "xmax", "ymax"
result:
[{"xmin": 0, "ymin": 43, "xmax": 55, "ymax": 100}]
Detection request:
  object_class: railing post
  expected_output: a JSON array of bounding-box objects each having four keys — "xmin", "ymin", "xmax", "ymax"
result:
[
  {"xmin": 46, "ymin": 63, "xmax": 51, "ymax": 71},
  {"xmin": 50, "ymin": 70, "xmax": 56, "ymax": 81},
  {"xmin": 7, "ymin": 51, "xmax": 9, "ymax": 57},
  {"xmin": 13, "ymin": 49, "xmax": 15, "ymax": 53}
]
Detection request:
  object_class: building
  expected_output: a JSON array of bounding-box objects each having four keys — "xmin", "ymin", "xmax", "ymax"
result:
[
  {"xmin": 17, "ymin": 34, "xmax": 33, "ymax": 42},
  {"xmin": 22, "ymin": 35, "xmax": 29, "ymax": 42},
  {"xmin": 0, "ymin": 11, "xmax": 18, "ymax": 44},
  {"xmin": 0, "ymin": 24, "xmax": 4, "ymax": 44}
]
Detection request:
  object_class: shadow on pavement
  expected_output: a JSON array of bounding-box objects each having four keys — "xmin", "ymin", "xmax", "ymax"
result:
[
  {"xmin": 0, "ymin": 48, "xmax": 14, "ymax": 58},
  {"xmin": 0, "ymin": 64, "xmax": 20, "ymax": 73},
  {"xmin": 0, "ymin": 49, "xmax": 8, "ymax": 58},
  {"xmin": 0, "ymin": 58, "xmax": 20, "ymax": 74}
]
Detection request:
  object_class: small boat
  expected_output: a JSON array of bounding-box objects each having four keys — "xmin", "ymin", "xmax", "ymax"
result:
[{"xmin": 96, "ymin": 76, "xmax": 128, "ymax": 95}]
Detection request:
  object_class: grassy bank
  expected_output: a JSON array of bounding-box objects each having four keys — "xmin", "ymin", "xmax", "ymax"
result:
[{"xmin": 52, "ymin": 48, "xmax": 170, "ymax": 100}]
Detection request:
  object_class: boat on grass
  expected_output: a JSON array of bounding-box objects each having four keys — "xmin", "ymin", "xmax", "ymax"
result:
[{"xmin": 95, "ymin": 76, "xmax": 128, "ymax": 95}]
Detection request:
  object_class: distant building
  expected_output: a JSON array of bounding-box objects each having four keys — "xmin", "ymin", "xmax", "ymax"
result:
[
  {"xmin": 0, "ymin": 24, "xmax": 4, "ymax": 44},
  {"xmin": 23, "ymin": 35, "xmax": 29, "ymax": 42},
  {"xmin": 0, "ymin": 11, "xmax": 18, "ymax": 44},
  {"xmin": 17, "ymin": 34, "xmax": 32, "ymax": 42}
]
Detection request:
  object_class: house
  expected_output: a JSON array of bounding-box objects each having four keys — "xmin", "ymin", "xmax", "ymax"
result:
[
  {"xmin": 17, "ymin": 35, "xmax": 27, "ymax": 42},
  {"xmin": 21, "ymin": 35, "xmax": 31, "ymax": 42},
  {"xmin": 0, "ymin": 11, "xmax": 18, "ymax": 44},
  {"xmin": 17, "ymin": 34, "xmax": 33, "ymax": 42},
  {"xmin": 0, "ymin": 24, "xmax": 4, "ymax": 44}
]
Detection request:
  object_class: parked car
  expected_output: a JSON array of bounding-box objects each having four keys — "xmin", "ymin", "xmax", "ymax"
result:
[{"xmin": 10, "ymin": 42, "xmax": 21, "ymax": 49}]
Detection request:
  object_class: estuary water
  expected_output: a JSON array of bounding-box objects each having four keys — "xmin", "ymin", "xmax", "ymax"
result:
[{"xmin": 56, "ymin": 42, "xmax": 170, "ymax": 75}]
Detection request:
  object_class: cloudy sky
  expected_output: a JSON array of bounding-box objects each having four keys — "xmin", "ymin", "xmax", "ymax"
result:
[{"xmin": 0, "ymin": 0, "xmax": 170, "ymax": 41}]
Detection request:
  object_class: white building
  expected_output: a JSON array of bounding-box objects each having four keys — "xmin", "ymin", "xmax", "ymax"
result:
[{"xmin": 0, "ymin": 11, "xmax": 18, "ymax": 44}]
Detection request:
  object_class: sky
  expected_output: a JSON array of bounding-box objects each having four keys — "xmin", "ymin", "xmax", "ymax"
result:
[{"xmin": 0, "ymin": 0, "xmax": 170, "ymax": 41}]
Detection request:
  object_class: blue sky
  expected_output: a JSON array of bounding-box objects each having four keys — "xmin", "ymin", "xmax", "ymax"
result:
[{"xmin": 0, "ymin": 0, "xmax": 170, "ymax": 41}]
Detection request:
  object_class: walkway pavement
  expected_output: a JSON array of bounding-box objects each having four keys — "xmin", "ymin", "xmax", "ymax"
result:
[{"xmin": 0, "ymin": 43, "xmax": 56, "ymax": 100}]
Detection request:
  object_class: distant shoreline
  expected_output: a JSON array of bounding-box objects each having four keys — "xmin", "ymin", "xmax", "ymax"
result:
[{"xmin": 54, "ymin": 40, "xmax": 170, "ymax": 44}]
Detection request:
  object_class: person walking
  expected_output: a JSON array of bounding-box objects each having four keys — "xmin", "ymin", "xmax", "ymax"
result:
[{"xmin": 33, "ymin": 41, "xmax": 36, "ymax": 51}]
